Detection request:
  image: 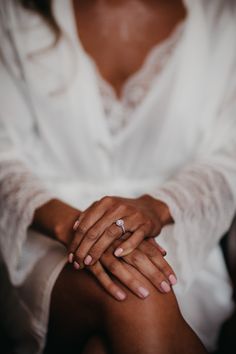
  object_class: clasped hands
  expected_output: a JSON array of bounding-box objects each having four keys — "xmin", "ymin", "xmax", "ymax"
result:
[{"xmin": 67, "ymin": 194, "xmax": 176, "ymax": 301}]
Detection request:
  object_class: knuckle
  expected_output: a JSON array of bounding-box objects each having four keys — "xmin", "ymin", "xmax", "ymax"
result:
[
  {"xmin": 157, "ymin": 260, "xmax": 172, "ymax": 275},
  {"xmin": 134, "ymin": 211, "xmax": 142, "ymax": 219},
  {"xmin": 130, "ymin": 251, "xmax": 145, "ymax": 265},
  {"xmin": 86, "ymin": 231, "xmax": 98, "ymax": 241},
  {"xmin": 149, "ymin": 270, "xmax": 162, "ymax": 283},
  {"xmin": 108, "ymin": 260, "xmax": 119, "ymax": 274},
  {"xmin": 106, "ymin": 227, "xmax": 117, "ymax": 239},
  {"xmin": 94, "ymin": 268, "xmax": 105, "ymax": 279},
  {"xmin": 77, "ymin": 225, "xmax": 86, "ymax": 234},
  {"xmin": 162, "ymin": 264, "xmax": 173, "ymax": 276},
  {"xmin": 101, "ymin": 196, "xmax": 113, "ymax": 205},
  {"xmin": 116, "ymin": 203, "xmax": 127, "ymax": 213},
  {"xmin": 147, "ymin": 246, "xmax": 158, "ymax": 258}
]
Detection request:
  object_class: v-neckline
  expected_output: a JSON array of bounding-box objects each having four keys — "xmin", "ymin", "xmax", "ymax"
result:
[
  {"xmin": 70, "ymin": 0, "xmax": 187, "ymax": 100},
  {"xmin": 58, "ymin": 0, "xmax": 188, "ymax": 144}
]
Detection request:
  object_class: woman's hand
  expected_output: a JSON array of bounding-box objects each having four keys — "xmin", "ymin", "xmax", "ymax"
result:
[
  {"xmin": 68, "ymin": 194, "xmax": 173, "ymax": 267},
  {"xmin": 88, "ymin": 237, "xmax": 177, "ymax": 301}
]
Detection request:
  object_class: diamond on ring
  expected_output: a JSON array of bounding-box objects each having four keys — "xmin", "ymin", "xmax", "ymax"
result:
[{"xmin": 115, "ymin": 219, "xmax": 125, "ymax": 234}]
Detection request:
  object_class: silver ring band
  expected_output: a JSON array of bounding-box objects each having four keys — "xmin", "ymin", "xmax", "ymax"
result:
[{"xmin": 115, "ymin": 219, "xmax": 126, "ymax": 234}]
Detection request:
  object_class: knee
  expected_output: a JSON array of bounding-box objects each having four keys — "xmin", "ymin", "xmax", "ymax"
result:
[{"xmin": 103, "ymin": 289, "xmax": 180, "ymax": 349}]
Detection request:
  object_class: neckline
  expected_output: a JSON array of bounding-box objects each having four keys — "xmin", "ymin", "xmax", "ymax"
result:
[
  {"xmin": 96, "ymin": 20, "xmax": 185, "ymax": 104},
  {"xmin": 58, "ymin": 0, "xmax": 189, "ymax": 144},
  {"xmin": 68, "ymin": 0, "xmax": 187, "ymax": 99}
]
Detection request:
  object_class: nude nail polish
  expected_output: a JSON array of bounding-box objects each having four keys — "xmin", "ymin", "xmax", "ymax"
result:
[
  {"xmin": 68, "ymin": 253, "xmax": 74, "ymax": 263},
  {"xmin": 114, "ymin": 248, "xmax": 123, "ymax": 257},
  {"xmin": 117, "ymin": 291, "xmax": 126, "ymax": 300},
  {"xmin": 73, "ymin": 261, "xmax": 80, "ymax": 270},
  {"xmin": 138, "ymin": 287, "xmax": 150, "ymax": 298},
  {"xmin": 161, "ymin": 281, "xmax": 171, "ymax": 293},
  {"xmin": 73, "ymin": 220, "xmax": 80, "ymax": 231},
  {"xmin": 84, "ymin": 255, "xmax": 92, "ymax": 265},
  {"xmin": 169, "ymin": 274, "xmax": 177, "ymax": 286}
]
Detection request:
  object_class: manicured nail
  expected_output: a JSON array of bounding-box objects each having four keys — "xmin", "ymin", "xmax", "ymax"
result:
[
  {"xmin": 161, "ymin": 281, "xmax": 171, "ymax": 293},
  {"xmin": 138, "ymin": 287, "xmax": 150, "ymax": 298},
  {"xmin": 169, "ymin": 274, "xmax": 177, "ymax": 286},
  {"xmin": 73, "ymin": 220, "xmax": 80, "ymax": 231},
  {"xmin": 159, "ymin": 246, "xmax": 167, "ymax": 256},
  {"xmin": 114, "ymin": 248, "xmax": 123, "ymax": 257},
  {"xmin": 68, "ymin": 253, "xmax": 74, "ymax": 264},
  {"xmin": 84, "ymin": 255, "xmax": 92, "ymax": 265},
  {"xmin": 73, "ymin": 261, "xmax": 80, "ymax": 270},
  {"xmin": 116, "ymin": 291, "xmax": 126, "ymax": 300}
]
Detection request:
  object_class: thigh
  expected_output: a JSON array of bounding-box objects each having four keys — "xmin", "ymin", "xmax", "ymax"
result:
[
  {"xmin": 45, "ymin": 264, "xmax": 107, "ymax": 353},
  {"xmin": 45, "ymin": 263, "xmax": 207, "ymax": 354}
]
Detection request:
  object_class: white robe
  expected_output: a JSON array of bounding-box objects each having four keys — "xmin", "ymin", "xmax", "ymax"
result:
[{"xmin": 0, "ymin": 0, "xmax": 236, "ymax": 353}]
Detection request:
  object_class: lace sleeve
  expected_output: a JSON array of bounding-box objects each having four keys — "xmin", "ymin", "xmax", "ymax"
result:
[
  {"xmin": 152, "ymin": 97, "xmax": 236, "ymax": 290},
  {"xmin": 0, "ymin": 160, "xmax": 53, "ymax": 285}
]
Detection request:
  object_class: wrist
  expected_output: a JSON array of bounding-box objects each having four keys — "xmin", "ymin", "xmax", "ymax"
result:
[{"xmin": 32, "ymin": 198, "xmax": 80, "ymax": 247}]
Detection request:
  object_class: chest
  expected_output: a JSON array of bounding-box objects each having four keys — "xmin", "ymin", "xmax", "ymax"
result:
[{"xmin": 73, "ymin": 0, "xmax": 186, "ymax": 97}]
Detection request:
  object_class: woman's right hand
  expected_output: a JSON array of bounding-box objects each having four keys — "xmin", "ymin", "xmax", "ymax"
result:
[{"xmin": 88, "ymin": 237, "xmax": 177, "ymax": 301}]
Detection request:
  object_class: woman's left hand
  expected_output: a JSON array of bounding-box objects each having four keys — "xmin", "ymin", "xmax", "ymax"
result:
[
  {"xmin": 68, "ymin": 194, "xmax": 173, "ymax": 267},
  {"xmin": 88, "ymin": 237, "xmax": 177, "ymax": 301}
]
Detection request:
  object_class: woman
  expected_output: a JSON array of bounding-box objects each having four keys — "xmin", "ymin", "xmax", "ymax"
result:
[{"xmin": 0, "ymin": 0, "xmax": 235, "ymax": 353}]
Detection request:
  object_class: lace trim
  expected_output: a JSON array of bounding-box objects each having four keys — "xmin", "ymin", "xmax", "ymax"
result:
[{"xmin": 96, "ymin": 22, "xmax": 185, "ymax": 135}]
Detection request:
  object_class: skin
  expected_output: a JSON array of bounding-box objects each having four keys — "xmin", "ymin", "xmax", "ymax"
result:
[{"xmin": 32, "ymin": 0, "xmax": 208, "ymax": 353}]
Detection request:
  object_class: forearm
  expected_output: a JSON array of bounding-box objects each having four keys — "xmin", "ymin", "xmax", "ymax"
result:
[{"xmin": 31, "ymin": 198, "xmax": 81, "ymax": 247}]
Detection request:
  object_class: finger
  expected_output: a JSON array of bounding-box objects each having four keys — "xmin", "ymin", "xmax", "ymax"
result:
[
  {"xmin": 84, "ymin": 215, "xmax": 142, "ymax": 266},
  {"xmin": 139, "ymin": 240, "xmax": 177, "ymax": 286},
  {"xmin": 71, "ymin": 197, "xmax": 114, "ymax": 248},
  {"xmin": 82, "ymin": 201, "xmax": 133, "ymax": 242},
  {"xmin": 123, "ymin": 249, "xmax": 172, "ymax": 293},
  {"xmin": 74, "ymin": 208, "xmax": 134, "ymax": 265},
  {"xmin": 74, "ymin": 222, "xmax": 122, "ymax": 265},
  {"xmin": 89, "ymin": 261, "xmax": 127, "ymax": 301},
  {"xmin": 75, "ymin": 196, "xmax": 115, "ymax": 233},
  {"xmin": 114, "ymin": 224, "xmax": 150, "ymax": 257},
  {"xmin": 101, "ymin": 251, "xmax": 150, "ymax": 299},
  {"xmin": 147, "ymin": 238, "xmax": 167, "ymax": 256},
  {"xmin": 68, "ymin": 198, "xmax": 112, "ymax": 259}
]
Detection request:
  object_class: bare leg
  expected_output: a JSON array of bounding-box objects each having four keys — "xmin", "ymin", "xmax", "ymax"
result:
[{"xmin": 44, "ymin": 264, "xmax": 208, "ymax": 354}]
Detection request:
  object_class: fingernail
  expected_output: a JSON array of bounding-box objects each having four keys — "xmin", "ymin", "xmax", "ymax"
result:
[
  {"xmin": 68, "ymin": 253, "xmax": 74, "ymax": 263},
  {"xmin": 84, "ymin": 255, "xmax": 92, "ymax": 265},
  {"xmin": 161, "ymin": 281, "xmax": 171, "ymax": 293},
  {"xmin": 114, "ymin": 248, "xmax": 123, "ymax": 257},
  {"xmin": 138, "ymin": 287, "xmax": 150, "ymax": 298},
  {"xmin": 73, "ymin": 220, "xmax": 80, "ymax": 231},
  {"xmin": 73, "ymin": 261, "xmax": 80, "ymax": 270},
  {"xmin": 116, "ymin": 291, "xmax": 126, "ymax": 300},
  {"xmin": 169, "ymin": 274, "xmax": 177, "ymax": 286},
  {"xmin": 159, "ymin": 246, "xmax": 167, "ymax": 256}
]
